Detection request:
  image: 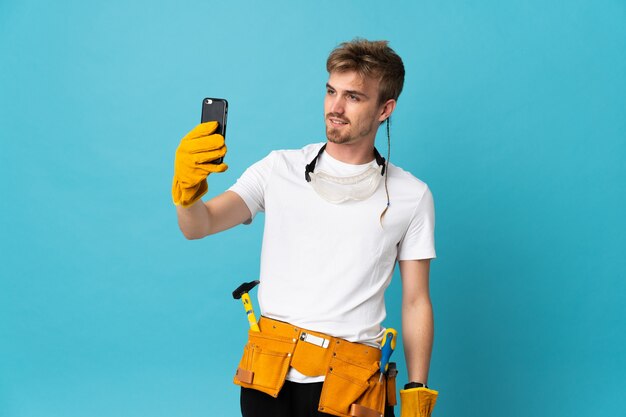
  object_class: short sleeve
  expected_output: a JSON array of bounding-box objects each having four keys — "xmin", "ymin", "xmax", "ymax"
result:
[
  {"xmin": 397, "ymin": 186, "xmax": 436, "ymax": 260},
  {"xmin": 228, "ymin": 151, "xmax": 276, "ymax": 222}
]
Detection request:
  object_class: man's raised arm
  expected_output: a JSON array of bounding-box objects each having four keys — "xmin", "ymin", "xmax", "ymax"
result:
[
  {"xmin": 176, "ymin": 191, "xmax": 251, "ymax": 239},
  {"xmin": 172, "ymin": 121, "xmax": 251, "ymax": 239}
]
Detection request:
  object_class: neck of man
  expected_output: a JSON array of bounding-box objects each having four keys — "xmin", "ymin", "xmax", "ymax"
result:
[{"xmin": 324, "ymin": 138, "xmax": 376, "ymax": 165}]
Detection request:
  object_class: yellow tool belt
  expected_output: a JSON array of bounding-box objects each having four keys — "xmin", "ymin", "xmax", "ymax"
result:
[{"xmin": 234, "ymin": 317, "xmax": 397, "ymax": 417}]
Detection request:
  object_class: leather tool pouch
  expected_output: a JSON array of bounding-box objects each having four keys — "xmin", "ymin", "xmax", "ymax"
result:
[
  {"xmin": 318, "ymin": 341, "xmax": 387, "ymax": 417},
  {"xmin": 233, "ymin": 329, "xmax": 297, "ymax": 397},
  {"xmin": 233, "ymin": 317, "xmax": 391, "ymax": 417}
]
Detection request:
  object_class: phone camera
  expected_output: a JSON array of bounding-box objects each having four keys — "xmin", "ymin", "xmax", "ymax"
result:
[{"xmin": 205, "ymin": 99, "xmax": 213, "ymax": 104}]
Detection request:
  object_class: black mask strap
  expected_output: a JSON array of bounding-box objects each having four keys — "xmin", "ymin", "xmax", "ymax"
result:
[
  {"xmin": 373, "ymin": 147, "xmax": 386, "ymax": 176},
  {"xmin": 305, "ymin": 144, "xmax": 327, "ymax": 182}
]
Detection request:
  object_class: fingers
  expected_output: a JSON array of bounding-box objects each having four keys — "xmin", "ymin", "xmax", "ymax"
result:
[
  {"xmin": 179, "ymin": 133, "xmax": 225, "ymax": 154},
  {"xmin": 183, "ymin": 121, "xmax": 219, "ymax": 141},
  {"xmin": 204, "ymin": 162, "xmax": 228, "ymax": 173},
  {"xmin": 176, "ymin": 160, "xmax": 228, "ymax": 186},
  {"xmin": 194, "ymin": 145, "xmax": 227, "ymax": 164},
  {"xmin": 174, "ymin": 123, "xmax": 228, "ymax": 185},
  {"xmin": 177, "ymin": 133, "xmax": 226, "ymax": 163},
  {"xmin": 181, "ymin": 161, "xmax": 228, "ymax": 181},
  {"xmin": 190, "ymin": 135, "xmax": 225, "ymax": 153}
]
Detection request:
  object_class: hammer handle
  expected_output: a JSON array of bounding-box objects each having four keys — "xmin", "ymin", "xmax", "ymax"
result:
[{"xmin": 241, "ymin": 293, "xmax": 260, "ymax": 332}]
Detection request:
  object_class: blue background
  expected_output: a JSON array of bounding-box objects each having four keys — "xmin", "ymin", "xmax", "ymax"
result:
[{"xmin": 1, "ymin": 1, "xmax": 624, "ymax": 416}]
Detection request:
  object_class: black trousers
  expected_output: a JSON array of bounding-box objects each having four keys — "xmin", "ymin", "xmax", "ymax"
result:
[{"xmin": 241, "ymin": 381, "xmax": 395, "ymax": 417}]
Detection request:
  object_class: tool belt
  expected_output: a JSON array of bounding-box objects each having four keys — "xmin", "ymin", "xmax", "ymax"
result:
[{"xmin": 234, "ymin": 317, "xmax": 397, "ymax": 417}]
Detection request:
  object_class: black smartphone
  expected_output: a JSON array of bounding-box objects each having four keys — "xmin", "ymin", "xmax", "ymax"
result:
[{"xmin": 201, "ymin": 97, "xmax": 228, "ymax": 164}]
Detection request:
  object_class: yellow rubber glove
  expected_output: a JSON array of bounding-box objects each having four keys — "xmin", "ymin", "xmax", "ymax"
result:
[
  {"xmin": 400, "ymin": 387, "xmax": 439, "ymax": 417},
  {"xmin": 172, "ymin": 121, "xmax": 228, "ymax": 207}
]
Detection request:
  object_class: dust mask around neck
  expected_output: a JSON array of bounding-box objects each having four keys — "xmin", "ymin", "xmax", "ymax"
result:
[{"xmin": 304, "ymin": 144, "xmax": 386, "ymax": 204}]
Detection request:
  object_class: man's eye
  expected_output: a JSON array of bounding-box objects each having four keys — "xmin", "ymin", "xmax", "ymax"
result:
[
  {"xmin": 327, "ymin": 89, "xmax": 335, "ymax": 95},
  {"xmin": 348, "ymin": 94, "xmax": 359, "ymax": 101}
]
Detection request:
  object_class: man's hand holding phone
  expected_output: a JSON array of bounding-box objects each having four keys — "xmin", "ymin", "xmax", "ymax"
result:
[{"xmin": 172, "ymin": 121, "xmax": 228, "ymax": 207}]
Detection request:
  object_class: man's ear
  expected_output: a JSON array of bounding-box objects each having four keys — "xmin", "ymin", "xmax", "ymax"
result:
[{"xmin": 378, "ymin": 99, "xmax": 397, "ymax": 123}]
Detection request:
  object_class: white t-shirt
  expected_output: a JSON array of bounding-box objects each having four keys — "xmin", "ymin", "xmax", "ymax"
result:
[{"xmin": 229, "ymin": 143, "xmax": 435, "ymax": 380}]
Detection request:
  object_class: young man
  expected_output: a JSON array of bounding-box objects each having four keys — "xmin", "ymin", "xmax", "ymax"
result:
[{"xmin": 172, "ymin": 39, "xmax": 438, "ymax": 417}]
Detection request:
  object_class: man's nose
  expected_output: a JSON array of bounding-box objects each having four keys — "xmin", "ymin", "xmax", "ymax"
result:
[{"xmin": 329, "ymin": 96, "xmax": 345, "ymax": 114}]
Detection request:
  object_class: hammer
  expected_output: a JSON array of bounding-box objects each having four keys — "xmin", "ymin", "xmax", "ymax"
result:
[{"xmin": 232, "ymin": 280, "xmax": 260, "ymax": 332}]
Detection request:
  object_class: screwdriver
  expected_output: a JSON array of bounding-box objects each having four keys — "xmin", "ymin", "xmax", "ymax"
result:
[{"xmin": 379, "ymin": 328, "xmax": 398, "ymax": 382}]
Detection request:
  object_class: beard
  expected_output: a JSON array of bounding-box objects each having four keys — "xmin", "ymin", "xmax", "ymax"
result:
[
  {"xmin": 325, "ymin": 115, "xmax": 375, "ymax": 144},
  {"xmin": 326, "ymin": 125, "xmax": 350, "ymax": 144}
]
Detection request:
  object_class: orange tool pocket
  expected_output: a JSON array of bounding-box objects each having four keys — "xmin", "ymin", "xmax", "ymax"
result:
[{"xmin": 234, "ymin": 328, "xmax": 297, "ymax": 397}]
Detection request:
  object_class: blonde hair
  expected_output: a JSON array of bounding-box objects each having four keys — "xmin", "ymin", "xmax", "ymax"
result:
[{"xmin": 326, "ymin": 38, "xmax": 405, "ymax": 104}]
